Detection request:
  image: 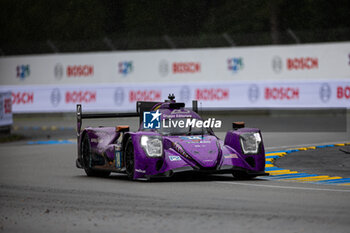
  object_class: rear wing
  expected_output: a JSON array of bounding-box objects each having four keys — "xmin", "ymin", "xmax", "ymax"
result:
[
  {"xmin": 76, "ymin": 104, "xmax": 139, "ymax": 136},
  {"xmin": 76, "ymin": 100, "xmax": 198, "ymax": 136}
]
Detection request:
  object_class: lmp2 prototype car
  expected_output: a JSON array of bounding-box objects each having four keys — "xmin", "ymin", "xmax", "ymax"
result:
[{"xmin": 75, "ymin": 94, "xmax": 268, "ymax": 180}]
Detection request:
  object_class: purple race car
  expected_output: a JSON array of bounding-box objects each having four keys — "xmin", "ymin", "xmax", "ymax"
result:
[{"xmin": 75, "ymin": 94, "xmax": 268, "ymax": 180}]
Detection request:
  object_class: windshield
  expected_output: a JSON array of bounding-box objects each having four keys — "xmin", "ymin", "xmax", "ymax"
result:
[{"xmin": 142, "ymin": 118, "xmax": 210, "ymax": 136}]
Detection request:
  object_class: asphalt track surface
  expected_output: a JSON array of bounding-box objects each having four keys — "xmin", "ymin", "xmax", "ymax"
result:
[{"xmin": 1, "ymin": 114, "xmax": 350, "ymax": 233}]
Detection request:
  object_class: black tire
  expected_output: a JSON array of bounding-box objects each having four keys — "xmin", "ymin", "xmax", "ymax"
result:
[
  {"xmin": 232, "ymin": 171, "xmax": 256, "ymax": 180},
  {"xmin": 81, "ymin": 133, "xmax": 110, "ymax": 177},
  {"xmin": 124, "ymin": 138, "xmax": 135, "ymax": 180}
]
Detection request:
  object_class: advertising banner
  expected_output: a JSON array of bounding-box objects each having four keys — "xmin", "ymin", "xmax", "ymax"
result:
[
  {"xmin": 0, "ymin": 42, "xmax": 349, "ymax": 86},
  {"xmin": 1, "ymin": 42, "xmax": 349, "ymax": 113},
  {"xmin": 1, "ymin": 80, "xmax": 349, "ymax": 113}
]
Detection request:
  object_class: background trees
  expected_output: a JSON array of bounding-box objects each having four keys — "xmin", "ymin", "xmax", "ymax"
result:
[{"xmin": 1, "ymin": 0, "xmax": 349, "ymax": 54}]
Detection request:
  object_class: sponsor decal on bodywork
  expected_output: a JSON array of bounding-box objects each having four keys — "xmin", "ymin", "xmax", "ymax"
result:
[
  {"xmin": 173, "ymin": 142, "xmax": 191, "ymax": 159},
  {"xmin": 115, "ymin": 145, "xmax": 123, "ymax": 168},
  {"xmin": 169, "ymin": 155, "xmax": 182, "ymax": 161},
  {"xmin": 179, "ymin": 136, "xmax": 211, "ymax": 144},
  {"xmin": 224, "ymin": 153, "xmax": 238, "ymax": 159}
]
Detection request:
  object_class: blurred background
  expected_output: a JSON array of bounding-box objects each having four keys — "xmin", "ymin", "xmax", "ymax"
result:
[
  {"xmin": 1, "ymin": 0, "xmax": 349, "ymax": 55},
  {"xmin": 0, "ymin": 0, "xmax": 349, "ymax": 138}
]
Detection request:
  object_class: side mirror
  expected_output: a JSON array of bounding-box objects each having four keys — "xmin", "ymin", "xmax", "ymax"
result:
[
  {"xmin": 232, "ymin": 122, "xmax": 245, "ymax": 130},
  {"xmin": 116, "ymin": 125, "xmax": 130, "ymax": 133}
]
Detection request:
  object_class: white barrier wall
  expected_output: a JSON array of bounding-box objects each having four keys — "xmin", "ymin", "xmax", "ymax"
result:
[{"xmin": 0, "ymin": 42, "xmax": 349, "ymax": 112}]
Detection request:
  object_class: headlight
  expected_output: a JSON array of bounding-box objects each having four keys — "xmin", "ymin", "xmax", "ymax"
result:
[
  {"xmin": 240, "ymin": 132, "xmax": 261, "ymax": 154},
  {"xmin": 140, "ymin": 135, "xmax": 163, "ymax": 157}
]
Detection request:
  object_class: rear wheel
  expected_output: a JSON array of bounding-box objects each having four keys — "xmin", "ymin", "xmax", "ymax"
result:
[
  {"xmin": 232, "ymin": 171, "xmax": 256, "ymax": 180},
  {"xmin": 124, "ymin": 138, "xmax": 135, "ymax": 180},
  {"xmin": 81, "ymin": 133, "xmax": 110, "ymax": 177}
]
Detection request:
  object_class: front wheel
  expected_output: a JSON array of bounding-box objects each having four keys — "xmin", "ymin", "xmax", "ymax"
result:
[{"xmin": 81, "ymin": 133, "xmax": 110, "ymax": 177}]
